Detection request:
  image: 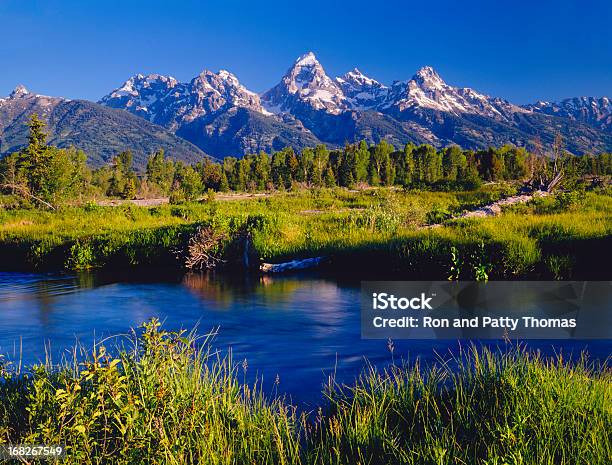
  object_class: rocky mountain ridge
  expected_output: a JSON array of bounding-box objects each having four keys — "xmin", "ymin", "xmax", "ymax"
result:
[
  {"xmin": 0, "ymin": 85, "xmax": 207, "ymax": 167},
  {"xmin": 98, "ymin": 52, "xmax": 612, "ymax": 156},
  {"xmin": 2, "ymin": 52, "xmax": 610, "ymax": 168}
]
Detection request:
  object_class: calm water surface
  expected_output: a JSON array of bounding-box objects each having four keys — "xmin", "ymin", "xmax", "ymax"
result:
[{"xmin": 0, "ymin": 271, "xmax": 609, "ymax": 405}]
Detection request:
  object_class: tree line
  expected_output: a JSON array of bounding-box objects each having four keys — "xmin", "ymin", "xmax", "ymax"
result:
[
  {"xmin": 135, "ymin": 139, "xmax": 612, "ymax": 199},
  {"xmin": 1, "ymin": 115, "xmax": 611, "ymax": 207}
]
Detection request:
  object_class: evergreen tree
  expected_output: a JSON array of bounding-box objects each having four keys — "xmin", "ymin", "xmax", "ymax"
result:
[
  {"xmin": 411, "ymin": 145, "xmax": 442, "ymax": 184},
  {"xmin": 354, "ymin": 140, "xmax": 370, "ymax": 184},
  {"xmin": 271, "ymin": 150, "xmax": 287, "ymax": 189},
  {"xmin": 369, "ymin": 140, "xmax": 394, "ymax": 186},
  {"xmin": 502, "ymin": 146, "xmax": 528, "ymax": 180},
  {"xmin": 172, "ymin": 162, "xmax": 203, "ymax": 201},
  {"xmin": 108, "ymin": 150, "xmax": 137, "ymax": 198},
  {"xmin": 222, "ymin": 157, "xmax": 238, "ymax": 190},
  {"xmin": 285, "ymin": 148, "xmax": 299, "ymax": 186},
  {"xmin": 298, "ymin": 147, "xmax": 314, "ymax": 184},
  {"xmin": 312, "ymin": 145, "xmax": 330, "ymax": 187},
  {"xmin": 219, "ymin": 171, "xmax": 229, "ymax": 192},
  {"xmin": 442, "ymin": 146, "xmax": 466, "ymax": 182},
  {"xmin": 383, "ymin": 154, "xmax": 395, "ymax": 186},
  {"xmin": 199, "ymin": 160, "xmax": 224, "ymax": 191},
  {"xmin": 146, "ymin": 149, "xmax": 175, "ymax": 194},
  {"xmin": 123, "ymin": 177, "xmax": 137, "ymax": 199},
  {"xmin": 0, "ymin": 153, "xmax": 22, "ymax": 194},
  {"xmin": 478, "ymin": 148, "xmax": 505, "ymax": 181},
  {"xmin": 394, "ymin": 144, "xmax": 415, "ymax": 187},
  {"xmin": 23, "ymin": 114, "xmax": 54, "ymax": 197},
  {"xmin": 337, "ymin": 145, "xmax": 356, "ymax": 187},
  {"xmin": 424, "ymin": 145, "xmax": 442, "ymax": 184},
  {"xmin": 235, "ymin": 157, "xmax": 250, "ymax": 191},
  {"xmin": 108, "ymin": 156, "xmax": 125, "ymax": 197},
  {"xmin": 2, "ymin": 128, "xmax": 90, "ymax": 204},
  {"xmin": 252, "ymin": 152, "xmax": 271, "ymax": 190},
  {"xmin": 324, "ymin": 166, "xmax": 336, "ymax": 187}
]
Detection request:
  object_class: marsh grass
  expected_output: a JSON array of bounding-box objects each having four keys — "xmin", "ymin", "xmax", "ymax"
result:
[
  {"xmin": 309, "ymin": 346, "xmax": 611, "ymax": 465},
  {"xmin": 0, "ymin": 187, "xmax": 610, "ymax": 278},
  {"xmin": 0, "ymin": 321, "xmax": 609, "ymax": 464},
  {"xmin": 0, "ymin": 320, "xmax": 302, "ymax": 465}
]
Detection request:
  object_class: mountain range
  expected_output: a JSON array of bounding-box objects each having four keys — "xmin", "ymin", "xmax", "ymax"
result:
[
  {"xmin": 2, "ymin": 52, "xmax": 611, "ymax": 168},
  {"xmin": 0, "ymin": 86, "xmax": 206, "ymax": 167}
]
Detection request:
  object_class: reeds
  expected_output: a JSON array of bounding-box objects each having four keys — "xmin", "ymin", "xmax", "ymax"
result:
[{"xmin": 0, "ymin": 321, "xmax": 609, "ymax": 464}]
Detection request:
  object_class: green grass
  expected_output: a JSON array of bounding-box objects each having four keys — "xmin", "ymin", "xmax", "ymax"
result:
[
  {"xmin": 0, "ymin": 185, "xmax": 610, "ymax": 279},
  {"xmin": 0, "ymin": 321, "xmax": 609, "ymax": 464}
]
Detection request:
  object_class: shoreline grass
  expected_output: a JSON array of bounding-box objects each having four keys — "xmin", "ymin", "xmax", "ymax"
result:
[
  {"xmin": 0, "ymin": 320, "xmax": 610, "ymax": 464},
  {"xmin": 0, "ymin": 186, "xmax": 610, "ymax": 279}
]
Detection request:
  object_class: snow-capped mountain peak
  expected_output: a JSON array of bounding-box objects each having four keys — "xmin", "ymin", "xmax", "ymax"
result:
[
  {"xmin": 100, "ymin": 69, "xmax": 266, "ymax": 129},
  {"xmin": 382, "ymin": 66, "xmax": 523, "ymax": 119},
  {"xmin": 339, "ymin": 68, "xmax": 381, "ymax": 87},
  {"xmin": 105, "ymin": 74, "xmax": 179, "ymax": 100},
  {"xmin": 294, "ymin": 51, "xmax": 319, "ymax": 67},
  {"xmin": 99, "ymin": 73, "xmax": 186, "ymax": 127},
  {"xmin": 9, "ymin": 84, "xmax": 30, "ymax": 99},
  {"xmin": 261, "ymin": 52, "xmax": 347, "ymax": 114},
  {"xmin": 285, "ymin": 51, "xmax": 336, "ymax": 92},
  {"xmin": 217, "ymin": 69, "xmax": 240, "ymax": 84},
  {"xmin": 336, "ymin": 68, "xmax": 388, "ymax": 110},
  {"xmin": 526, "ymin": 96, "xmax": 612, "ymax": 131},
  {"xmin": 412, "ymin": 66, "xmax": 446, "ymax": 89},
  {"xmin": 190, "ymin": 69, "xmax": 264, "ymax": 115}
]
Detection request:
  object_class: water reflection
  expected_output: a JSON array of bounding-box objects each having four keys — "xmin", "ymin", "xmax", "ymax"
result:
[{"xmin": 0, "ymin": 271, "xmax": 609, "ymax": 406}]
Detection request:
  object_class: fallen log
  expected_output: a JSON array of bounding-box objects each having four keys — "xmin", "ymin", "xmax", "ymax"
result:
[
  {"xmin": 458, "ymin": 190, "xmax": 548, "ymax": 219},
  {"xmin": 260, "ymin": 256, "xmax": 326, "ymax": 273},
  {"xmin": 1, "ymin": 182, "xmax": 57, "ymax": 210}
]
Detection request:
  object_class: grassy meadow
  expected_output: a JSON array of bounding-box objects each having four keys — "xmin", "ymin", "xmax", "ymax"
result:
[
  {"xmin": 0, "ymin": 184, "xmax": 610, "ymax": 279},
  {"xmin": 0, "ymin": 320, "xmax": 609, "ymax": 465}
]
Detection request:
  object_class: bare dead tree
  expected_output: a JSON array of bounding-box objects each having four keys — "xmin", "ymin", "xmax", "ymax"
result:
[
  {"xmin": 527, "ymin": 133, "xmax": 564, "ymax": 192},
  {"xmin": 546, "ymin": 133, "xmax": 565, "ymax": 192},
  {"xmin": 183, "ymin": 226, "xmax": 226, "ymax": 270}
]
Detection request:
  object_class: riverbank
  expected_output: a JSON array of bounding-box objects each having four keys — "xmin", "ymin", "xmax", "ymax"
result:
[
  {"xmin": 0, "ymin": 320, "xmax": 609, "ymax": 465},
  {"xmin": 0, "ymin": 186, "xmax": 610, "ymax": 279}
]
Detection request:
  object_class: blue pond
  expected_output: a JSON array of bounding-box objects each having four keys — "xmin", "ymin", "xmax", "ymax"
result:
[{"xmin": 0, "ymin": 271, "xmax": 609, "ymax": 407}]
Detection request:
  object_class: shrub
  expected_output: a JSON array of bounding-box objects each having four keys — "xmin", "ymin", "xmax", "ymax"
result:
[
  {"xmin": 426, "ymin": 205, "xmax": 453, "ymax": 225},
  {"xmin": 65, "ymin": 240, "xmax": 96, "ymax": 270}
]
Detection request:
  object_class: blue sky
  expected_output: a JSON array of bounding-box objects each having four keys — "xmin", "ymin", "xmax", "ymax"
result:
[{"xmin": 1, "ymin": 0, "xmax": 610, "ymax": 104}]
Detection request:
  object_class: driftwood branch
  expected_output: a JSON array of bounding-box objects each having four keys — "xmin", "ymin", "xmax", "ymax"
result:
[
  {"xmin": 183, "ymin": 226, "xmax": 226, "ymax": 270},
  {"xmin": 0, "ymin": 182, "xmax": 57, "ymax": 210}
]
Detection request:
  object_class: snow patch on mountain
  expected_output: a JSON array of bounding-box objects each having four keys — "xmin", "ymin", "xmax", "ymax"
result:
[
  {"xmin": 261, "ymin": 56, "xmax": 529, "ymax": 120},
  {"xmin": 100, "ymin": 54, "xmax": 538, "ymax": 124},
  {"xmin": 336, "ymin": 68, "xmax": 389, "ymax": 110},
  {"xmin": 261, "ymin": 52, "xmax": 348, "ymax": 115},
  {"xmin": 95, "ymin": 53, "xmax": 611, "ymax": 157},
  {"xmin": 10, "ymin": 84, "xmax": 31, "ymax": 99},
  {"xmin": 101, "ymin": 69, "xmax": 269, "ymax": 128},
  {"xmin": 0, "ymin": 85, "xmax": 69, "ymax": 108},
  {"xmin": 526, "ymin": 97, "xmax": 612, "ymax": 131},
  {"xmin": 383, "ymin": 66, "xmax": 525, "ymax": 120}
]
